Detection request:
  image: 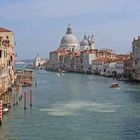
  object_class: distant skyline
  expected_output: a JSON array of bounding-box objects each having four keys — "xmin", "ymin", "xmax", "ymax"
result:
[{"xmin": 0, "ymin": 0, "xmax": 140, "ymax": 59}]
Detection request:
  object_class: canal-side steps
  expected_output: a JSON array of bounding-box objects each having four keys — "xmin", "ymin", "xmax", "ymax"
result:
[{"xmin": 15, "ymin": 69, "xmax": 34, "ymax": 87}]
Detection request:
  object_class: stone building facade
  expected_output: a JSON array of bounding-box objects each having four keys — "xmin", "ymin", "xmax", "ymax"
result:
[
  {"xmin": 132, "ymin": 36, "xmax": 140, "ymax": 81},
  {"xmin": 48, "ymin": 25, "xmax": 130, "ymax": 76},
  {"xmin": 0, "ymin": 27, "xmax": 15, "ymax": 96}
]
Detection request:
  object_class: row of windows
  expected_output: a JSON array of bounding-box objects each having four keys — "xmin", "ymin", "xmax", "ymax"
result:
[
  {"xmin": 0, "ymin": 50, "xmax": 8, "ymax": 58},
  {"xmin": 116, "ymin": 66, "xmax": 123, "ymax": 69}
]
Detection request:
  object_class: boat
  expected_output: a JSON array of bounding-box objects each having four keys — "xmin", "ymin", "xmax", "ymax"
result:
[
  {"xmin": 56, "ymin": 73, "xmax": 64, "ymax": 76},
  {"xmin": 15, "ymin": 61, "xmax": 25, "ymax": 64},
  {"xmin": 3, "ymin": 108, "xmax": 9, "ymax": 113},
  {"xmin": 56, "ymin": 68, "xmax": 65, "ymax": 76},
  {"xmin": 12, "ymin": 86, "xmax": 17, "ymax": 91},
  {"xmin": 110, "ymin": 83, "xmax": 120, "ymax": 88}
]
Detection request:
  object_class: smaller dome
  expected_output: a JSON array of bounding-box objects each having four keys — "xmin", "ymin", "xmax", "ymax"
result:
[{"xmin": 80, "ymin": 35, "xmax": 89, "ymax": 46}]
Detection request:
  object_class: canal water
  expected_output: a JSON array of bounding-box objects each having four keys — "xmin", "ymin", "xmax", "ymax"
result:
[{"xmin": 1, "ymin": 70, "xmax": 140, "ymax": 140}]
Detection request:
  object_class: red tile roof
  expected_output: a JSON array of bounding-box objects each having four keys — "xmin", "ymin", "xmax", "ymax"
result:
[
  {"xmin": 92, "ymin": 57, "xmax": 112, "ymax": 62},
  {"xmin": 50, "ymin": 49, "xmax": 66, "ymax": 55},
  {"xmin": 0, "ymin": 27, "xmax": 12, "ymax": 32}
]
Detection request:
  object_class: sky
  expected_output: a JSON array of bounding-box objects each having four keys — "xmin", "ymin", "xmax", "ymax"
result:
[{"xmin": 0, "ymin": 0, "xmax": 140, "ymax": 59}]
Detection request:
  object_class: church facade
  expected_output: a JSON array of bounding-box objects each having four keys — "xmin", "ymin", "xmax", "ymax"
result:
[
  {"xmin": 48, "ymin": 25, "xmax": 125, "ymax": 74},
  {"xmin": 48, "ymin": 24, "xmax": 96, "ymax": 72}
]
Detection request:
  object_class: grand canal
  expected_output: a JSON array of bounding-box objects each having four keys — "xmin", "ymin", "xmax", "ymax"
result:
[{"xmin": 1, "ymin": 69, "xmax": 140, "ymax": 140}]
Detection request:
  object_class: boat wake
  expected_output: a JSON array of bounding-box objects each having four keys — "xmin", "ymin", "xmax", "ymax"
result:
[{"xmin": 40, "ymin": 101, "xmax": 122, "ymax": 116}]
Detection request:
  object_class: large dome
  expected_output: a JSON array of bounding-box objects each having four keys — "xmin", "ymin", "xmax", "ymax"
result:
[
  {"xmin": 60, "ymin": 24, "xmax": 78, "ymax": 48},
  {"xmin": 61, "ymin": 34, "xmax": 78, "ymax": 46}
]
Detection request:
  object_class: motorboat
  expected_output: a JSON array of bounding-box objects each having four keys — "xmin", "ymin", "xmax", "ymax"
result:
[
  {"xmin": 56, "ymin": 73, "xmax": 64, "ymax": 76},
  {"xmin": 110, "ymin": 83, "xmax": 120, "ymax": 88},
  {"xmin": 3, "ymin": 108, "xmax": 9, "ymax": 114}
]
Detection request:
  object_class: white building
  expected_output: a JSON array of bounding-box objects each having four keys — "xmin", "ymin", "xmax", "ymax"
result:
[
  {"xmin": 115, "ymin": 61, "xmax": 124, "ymax": 75},
  {"xmin": 34, "ymin": 54, "xmax": 47, "ymax": 67},
  {"xmin": 82, "ymin": 51, "xmax": 97, "ymax": 73},
  {"xmin": 92, "ymin": 58, "xmax": 110, "ymax": 74},
  {"xmin": 101, "ymin": 62, "xmax": 116, "ymax": 76}
]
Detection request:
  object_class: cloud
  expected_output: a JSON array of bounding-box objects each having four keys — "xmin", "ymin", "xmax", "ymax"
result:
[
  {"xmin": 0, "ymin": 0, "xmax": 139, "ymax": 21},
  {"xmin": 1, "ymin": 0, "xmax": 140, "ymax": 58}
]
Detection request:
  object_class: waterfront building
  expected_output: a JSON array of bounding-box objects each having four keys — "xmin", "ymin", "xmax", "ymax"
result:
[
  {"xmin": 92, "ymin": 53, "xmax": 130, "ymax": 77},
  {"xmin": 61, "ymin": 51, "xmax": 72, "ymax": 71},
  {"xmin": 132, "ymin": 36, "xmax": 140, "ymax": 81},
  {"xmin": 34, "ymin": 54, "xmax": 48, "ymax": 67},
  {"xmin": 63, "ymin": 52, "xmax": 73, "ymax": 71},
  {"xmin": 49, "ymin": 25, "xmax": 79, "ymax": 71},
  {"xmin": 49, "ymin": 25, "xmax": 129, "ymax": 75},
  {"xmin": 92, "ymin": 57, "xmax": 111, "ymax": 74},
  {"xmin": 68, "ymin": 51, "xmax": 81, "ymax": 72},
  {"xmin": 82, "ymin": 50, "xmax": 97, "ymax": 73},
  {"xmin": 72, "ymin": 51, "xmax": 82, "ymax": 72},
  {"xmin": 124, "ymin": 58, "xmax": 133, "ymax": 80},
  {"xmin": 114, "ymin": 61, "xmax": 124, "ymax": 78},
  {"xmin": 49, "ymin": 49, "xmax": 66, "ymax": 71},
  {"xmin": 91, "ymin": 49, "xmax": 116, "ymax": 74},
  {"xmin": 102, "ymin": 61, "xmax": 116, "ymax": 77},
  {"xmin": 49, "ymin": 25, "xmax": 98, "ymax": 72},
  {"xmin": 0, "ymin": 27, "xmax": 15, "ymax": 97}
]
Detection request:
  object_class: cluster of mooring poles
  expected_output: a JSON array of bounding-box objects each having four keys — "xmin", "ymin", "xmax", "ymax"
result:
[
  {"xmin": 0, "ymin": 70, "xmax": 35, "ymax": 125},
  {"xmin": 24, "ymin": 89, "xmax": 32, "ymax": 110},
  {"xmin": 0, "ymin": 86, "xmax": 33, "ymax": 125}
]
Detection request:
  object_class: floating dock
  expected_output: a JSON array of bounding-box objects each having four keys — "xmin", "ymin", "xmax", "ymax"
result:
[{"xmin": 15, "ymin": 69, "xmax": 34, "ymax": 87}]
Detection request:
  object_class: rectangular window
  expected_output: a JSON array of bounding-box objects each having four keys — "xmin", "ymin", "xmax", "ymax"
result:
[
  {"xmin": 0, "ymin": 50, "xmax": 1, "ymax": 58},
  {"xmin": 4, "ymin": 51, "xmax": 6, "ymax": 57}
]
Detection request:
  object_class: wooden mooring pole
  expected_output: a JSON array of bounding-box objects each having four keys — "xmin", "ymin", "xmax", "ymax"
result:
[
  {"xmin": 18, "ymin": 83, "xmax": 22, "ymax": 100},
  {"xmin": 13, "ymin": 93, "xmax": 16, "ymax": 107},
  {"xmin": 24, "ymin": 92, "xmax": 27, "ymax": 110},
  {"xmin": 30, "ymin": 89, "xmax": 32, "ymax": 107}
]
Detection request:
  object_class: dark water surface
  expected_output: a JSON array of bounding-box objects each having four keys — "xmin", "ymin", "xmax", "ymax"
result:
[{"xmin": 1, "ymin": 70, "xmax": 140, "ymax": 140}]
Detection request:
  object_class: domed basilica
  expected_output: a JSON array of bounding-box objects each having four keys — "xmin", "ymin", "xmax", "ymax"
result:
[
  {"xmin": 59, "ymin": 24, "xmax": 95, "ymax": 52},
  {"xmin": 60, "ymin": 24, "xmax": 78, "ymax": 51}
]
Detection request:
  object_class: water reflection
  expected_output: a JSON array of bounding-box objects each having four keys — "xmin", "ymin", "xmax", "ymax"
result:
[{"xmin": 121, "ymin": 117, "xmax": 140, "ymax": 139}]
